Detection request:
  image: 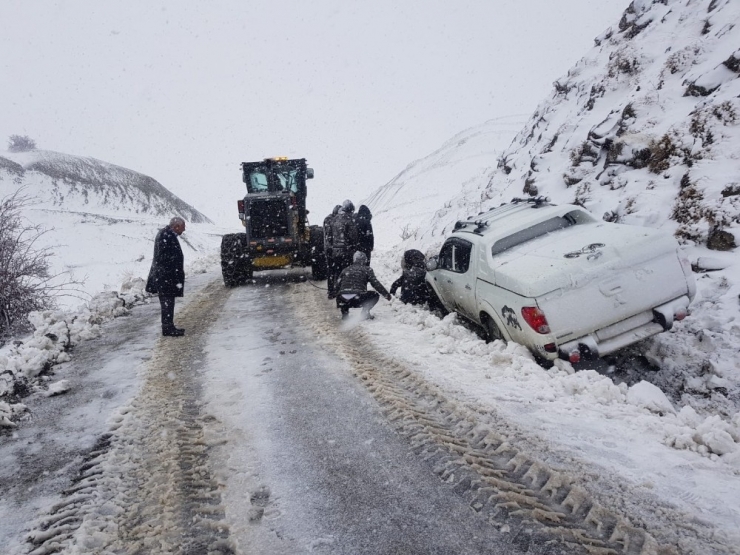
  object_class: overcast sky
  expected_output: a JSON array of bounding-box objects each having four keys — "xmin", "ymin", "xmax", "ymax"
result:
[{"xmin": 0, "ymin": 0, "xmax": 627, "ymax": 226}]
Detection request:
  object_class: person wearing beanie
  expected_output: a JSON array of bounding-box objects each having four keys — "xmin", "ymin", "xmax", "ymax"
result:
[{"xmin": 335, "ymin": 251, "xmax": 391, "ymax": 320}]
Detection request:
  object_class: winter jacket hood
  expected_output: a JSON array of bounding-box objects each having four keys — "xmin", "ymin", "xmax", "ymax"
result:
[{"xmin": 357, "ymin": 205, "xmax": 372, "ymax": 221}]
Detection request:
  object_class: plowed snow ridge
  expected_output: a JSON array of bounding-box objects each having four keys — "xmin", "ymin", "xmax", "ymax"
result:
[{"xmin": 289, "ymin": 282, "xmax": 732, "ymax": 555}]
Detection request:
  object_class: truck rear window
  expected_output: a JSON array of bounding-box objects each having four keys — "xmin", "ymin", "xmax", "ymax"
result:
[{"xmin": 491, "ymin": 214, "xmax": 582, "ymax": 256}]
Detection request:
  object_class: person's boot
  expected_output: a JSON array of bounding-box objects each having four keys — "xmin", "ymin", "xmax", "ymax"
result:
[
  {"xmin": 340, "ymin": 309, "xmax": 349, "ymax": 320},
  {"xmin": 361, "ymin": 310, "xmax": 374, "ymax": 320},
  {"xmin": 163, "ymin": 327, "xmax": 185, "ymax": 337}
]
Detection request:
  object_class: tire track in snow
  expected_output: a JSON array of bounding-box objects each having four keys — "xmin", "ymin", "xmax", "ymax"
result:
[
  {"xmin": 288, "ymin": 283, "xmax": 684, "ymax": 555},
  {"xmin": 24, "ymin": 279, "xmax": 236, "ymax": 555}
]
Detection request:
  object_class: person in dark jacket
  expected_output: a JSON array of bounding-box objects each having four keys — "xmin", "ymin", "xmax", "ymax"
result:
[
  {"xmin": 336, "ymin": 251, "xmax": 391, "ymax": 320},
  {"xmin": 329, "ymin": 200, "xmax": 359, "ymax": 297},
  {"xmin": 145, "ymin": 217, "xmax": 186, "ymax": 336},
  {"xmin": 390, "ymin": 249, "xmax": 429, "ymax": 306},
  {"xmin": 323, "ymin": 204, "xmax": 342, "ymax": 299},
  {"xmin": 355, "ymin": 205, "xmax": 374, "ymax": 264}
]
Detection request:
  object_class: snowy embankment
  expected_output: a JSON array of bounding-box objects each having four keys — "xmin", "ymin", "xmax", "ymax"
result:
[
  {"xmin": 351, "ymin": 249, "xmax": 740, "ymax": 546},
  {"xmin": 356, "ymin": 1, "xmax": 740, "ymax": 541},
  {"xmin": 1, "ymin": 146, "xmax": 228, "ymax": 425},
  {"xmin": 0, "ymin": 255, "xmax": 219, "ymax": 428},
  {"xmin": 364, "ymin": 0, "xmax": 740, "ymax": 478}
]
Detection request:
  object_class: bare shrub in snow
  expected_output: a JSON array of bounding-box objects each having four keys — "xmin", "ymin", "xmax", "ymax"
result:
[
  {"xmin": 647, "ymin": 133, "xmax": 693, "ymax": 173},
  {"xmin": 400, "ymin": 224, "xmax": 419, "ymax": 241},
  {"xmin": 0, "ymin": 190, "xmax": 83, "ymax": 337},
  {"xmin": 7, "ymin": 135, "xmax": 37, "ymax": 153}
]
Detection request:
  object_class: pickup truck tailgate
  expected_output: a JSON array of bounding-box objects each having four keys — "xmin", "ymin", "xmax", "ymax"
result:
[{"xmin": 492, "ymin": 222, "xmax": 689, "ymax": 339}]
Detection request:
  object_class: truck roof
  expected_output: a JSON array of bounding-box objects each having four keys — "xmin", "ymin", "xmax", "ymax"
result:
[{"xmin": 452, "ymin": 198, "xmax": 585, "ymax": 238}]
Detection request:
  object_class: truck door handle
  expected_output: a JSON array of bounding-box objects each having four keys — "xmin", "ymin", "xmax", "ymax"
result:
[
  {"xmin": 446, "ymin": 279, "xmax": 452, "ymax": 284},
  {"xmin": 465, "ymin": 284, "xmax": 472, "ymax": 290}
]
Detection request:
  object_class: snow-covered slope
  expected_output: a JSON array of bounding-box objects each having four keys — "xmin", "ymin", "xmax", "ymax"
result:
[
  {"xmin": 363, "ymin": 0, "xmax": 740, "ymax": 476},
  {"xmin": 0, "ymin": 149, "xmax": 224, "ymax": 308},
  {"xmin": 476, "ymin": 0, "xmax": 740, "ymax": 414},
  {"xmin": 1, "ymin": 149, "xmax": 211, "ymax": 223},
  {"xmin": 484, "ymin": 0, "xmax": 740, "ymax": 245},
  {"xmin": 364, "ymin": 115, "xmax": 526, "ymax": 248}
]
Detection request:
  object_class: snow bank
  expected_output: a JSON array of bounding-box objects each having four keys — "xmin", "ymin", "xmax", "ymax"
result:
[
  {"xmin": 369, "ymin": 248, "xmax": 740, "ymax": 468},
  {"xmin": 361, "ymin": 0, "xmax": 740, "ymax": 471},
  {"xmin": 0, "ymin": 264, "xmax": 213, "ymax": 428}
]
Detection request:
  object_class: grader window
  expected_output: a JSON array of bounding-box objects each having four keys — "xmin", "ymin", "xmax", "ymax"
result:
[{"xmin": 247, "ymin": 171, "xmax": 269, "ymax": 193}]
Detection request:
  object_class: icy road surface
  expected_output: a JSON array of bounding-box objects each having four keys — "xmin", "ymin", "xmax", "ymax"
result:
[{"xmin": 1, "ymin": 269, "xmax": 733, "ymax": 554}]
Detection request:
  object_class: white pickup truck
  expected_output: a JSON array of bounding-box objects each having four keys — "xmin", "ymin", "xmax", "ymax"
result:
[{"xmin": 425, "ymin": 198, "xmax": 696, "ymax": 363}]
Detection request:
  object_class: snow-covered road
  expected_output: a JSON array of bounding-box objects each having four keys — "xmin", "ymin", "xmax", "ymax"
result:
[
  {"xmin": 201, "ymin": 276, "xmax": 525, "ymax": 554},
  {"xmin": 1, "ymin": 266, "xmax": 738, "ymax": 554}
]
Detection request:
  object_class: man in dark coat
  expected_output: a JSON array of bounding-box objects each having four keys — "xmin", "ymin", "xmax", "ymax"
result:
[
  {"xmin": 355, "ymin": 205, "xmax": 374, "ymax": 264},
  {"xmin": 145, "ymin": 217, "xmax": 186, "ymax": 336},
  {"xmin": 323, "ymin": 205, "xmax": 342, "ymax": 299},
  {"xmin": 335, "ymin": 251, "xmax": 391, "ymax": 320},
  {"xmin": 329, "ymin": 200, "xmax": 359, "ymax": 298},
  {"xmin": 390, "ymin": 249, "xmax": 429, "ymax": 305}
]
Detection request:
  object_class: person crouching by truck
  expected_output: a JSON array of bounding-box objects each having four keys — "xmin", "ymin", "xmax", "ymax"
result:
[
  {"xmin": 336, "ymin": 251, "xmax": 391, "ymax": 320},
  {"xmin": 390, "ymin": 249, "xmax": 429, "ymax": 306}
]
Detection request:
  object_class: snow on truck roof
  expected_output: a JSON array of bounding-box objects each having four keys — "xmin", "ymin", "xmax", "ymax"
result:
[{"xmin": 452, "ymin": 198, "xmax": 593, "ymax": 237}]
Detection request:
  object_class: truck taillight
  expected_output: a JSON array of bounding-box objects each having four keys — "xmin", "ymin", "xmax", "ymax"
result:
[
  {"xmin": 237, "ymin": 200, "xmax": 245, "ymax": 214},
  {"xmin": 521, "ymin": 307, "xmax": 551, "ymax": 334}
]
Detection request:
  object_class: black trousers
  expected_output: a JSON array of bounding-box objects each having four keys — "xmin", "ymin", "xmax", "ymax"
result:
[
  {"xmin": 330, "ymin": 252, "xmax": 354, "ymax": 296},
  {"xmin": 336, "ymin": 291, "xmax": 379, "ymax": 314},
  {"xmin": 159, "ymin": 295, "xmax": 176, "ymax": 330}
]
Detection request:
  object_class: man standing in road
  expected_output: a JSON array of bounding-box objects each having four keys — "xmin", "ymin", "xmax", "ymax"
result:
[
  {"xmin": 323, "ymin": 204, "xmax": 342, "ymax": 299},
  {"xmin": 146, "ymin": 217, "xmax": 187, "ymax": 337},
  {"xmin": 329, "ymin": 200, "xmax": 359, "ymax": 298},
  {"xmin": 336, "ymin": 251, "xmax": 391, "ymax": 320}
]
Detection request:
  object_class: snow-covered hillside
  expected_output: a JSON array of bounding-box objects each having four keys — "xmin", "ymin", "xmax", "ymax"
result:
[
  {"xmin": 365, "ymin": 0, "xmax": 740, "ymax": 472},
  {"xmin": 365, "ymin": 115, "xmax": 526, "ymax": 248},
  {"xmin": 481, "ymin": 0, "xmax": 740, "ymax": 414},
  {"xmin": 484, "ymin": 0, "xmax": 740, "ymax": 245},
  {"xmin": 0, "ymin": 149, "xmax": 224, "ymax": 307},
  {"xmin": 1, "ymin": 149, "xmax": 211, "ymax": 223}
]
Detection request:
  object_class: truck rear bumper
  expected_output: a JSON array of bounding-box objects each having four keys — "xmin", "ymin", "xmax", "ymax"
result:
[{"xmin": 557, "ymin": 295, "xmax": 691, "ymax": 360}]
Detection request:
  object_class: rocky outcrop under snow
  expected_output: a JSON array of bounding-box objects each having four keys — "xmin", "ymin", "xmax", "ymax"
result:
[{"xmin": 484, "ymin": 0, "xmax": 740, "ymax": 248}]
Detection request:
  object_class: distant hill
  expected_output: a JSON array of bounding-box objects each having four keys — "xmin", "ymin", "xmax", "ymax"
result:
[
  {"xmin": 0, "ymin": 149, "xmax": 221, "ymax": 307},
  {"xmin": 1, "ymin": 149, "xmax": 211, "ymax": 223}
]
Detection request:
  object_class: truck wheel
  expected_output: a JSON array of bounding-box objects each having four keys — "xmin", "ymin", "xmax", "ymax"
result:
[
  {"xmin": 221, "ymin": 234, "xmax": 251, "ymax": 287},
  {"xmin": 483, "ymin": 313, "xmax": 505, "ymax": 343},
  {"xmin": 309, "ymin": 225, "xmax": 327, "ymax": 280}
]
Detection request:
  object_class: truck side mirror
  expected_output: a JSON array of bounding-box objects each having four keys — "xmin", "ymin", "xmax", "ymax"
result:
[
  {"xmin": 306, "ymin": 168, "xmax": 315, "ymax": 179},
  {"xmin": 426, "ymin": 256, "xmax": 439, "ymax": 271}
]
